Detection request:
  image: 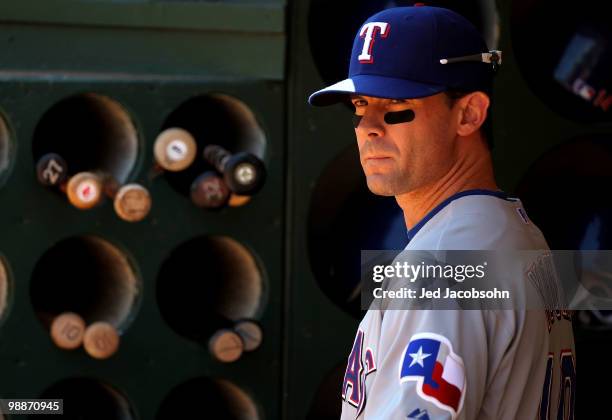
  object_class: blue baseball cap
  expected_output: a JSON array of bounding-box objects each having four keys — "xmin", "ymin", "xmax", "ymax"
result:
[{"xmin": 308, "ymin": 5, "xmax": 500, "ymax": 106}]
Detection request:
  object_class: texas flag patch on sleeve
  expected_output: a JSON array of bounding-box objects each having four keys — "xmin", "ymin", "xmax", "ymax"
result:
[{"xmin": 399, "ymin": 332, "xmax": 466, "ymax": 419}]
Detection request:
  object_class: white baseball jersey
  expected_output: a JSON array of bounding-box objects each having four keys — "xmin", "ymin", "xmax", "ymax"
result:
[{"xmin": 340, "ymin": 189, "xmax": 575, "ymax": 419}]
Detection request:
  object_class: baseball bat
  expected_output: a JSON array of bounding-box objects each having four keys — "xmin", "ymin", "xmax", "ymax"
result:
[
  {"xmin": 65, "ymin": 172, "xmax": 151, "ymax": 221},
  {"xmin": 202, "ymin": 145, "xmax": 266, "ymax": 195},
  {"xmin": 83, "ymin": 321, "xmax": 120, "ymax": 360},
  {"xmin": 65, "ymin": 171, "xmax": 106, "ymax": 210},
  {"xmin": 207, "ymin": 318, "xmax": 263, "ymax": 361},
  {"xmin": 190, "ymin": 172, "xmax": 252, "ymax": 209},
  {"xmin": 153, "ymin": 128, "xmax": 197, "ymax": 173},
  {"xmin": 36, "ymin": 155, "xmax": 104, "ymax": 211},
  {"xmin": 49, "ymin": 312, "xmax": 86, "ymax": 350},
  {"xmin": 112, "ymin": 183, "xmax": 152, "ymax": 222},
  {"xmin": 233, "ymin": 319, "xmax": 263, "ymax": 352},
  {"xmin": 190, "ymin": 171, "xmax": 231, "ymax": 209},
  {"xmin": 36, "ymin": 153, "xmax": 69, "ymax": 187},
  {"xmin": 208, "ymin": 328, "xmax": 245, "ymax": 363}
]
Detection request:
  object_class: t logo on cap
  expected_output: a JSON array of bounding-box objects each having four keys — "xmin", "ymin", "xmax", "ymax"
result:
[{"xmin": 358, "ymin": 22, "xmax": 390, "ymax": 64}]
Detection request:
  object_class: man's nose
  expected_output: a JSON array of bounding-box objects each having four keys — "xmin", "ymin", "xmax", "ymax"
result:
[{"xmin": 355, "ymin": 111, "xmax": 385, "ymax": 138}]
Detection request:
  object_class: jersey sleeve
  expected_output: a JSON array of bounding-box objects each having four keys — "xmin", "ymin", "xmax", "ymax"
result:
[{"xmin": 358, "ymin": 308, "xmax": 543, "ymax": 420}]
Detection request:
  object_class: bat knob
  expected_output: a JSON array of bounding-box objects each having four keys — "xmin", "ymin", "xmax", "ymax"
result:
[
  {"xmin": 208, "ymin": 329, "xmax": 244, "ymax": 363},
  {"xmin": 190, "ymin": 171, "xmax": 230, "ymax": 209},
  {"xmin": 154, "ymin": 128, "xmax": 197, "ymax": 172},
  {"xmin": 223, "ymin": 152, "xmax": 266, "ymax": 195},
  {"xmin": 113, "ymin": 183, "xmax": 152, "ymax": 222},
  {"xmin": 83, "ymin": 321, "xmax": 120, "ymax": 360},
  {"xmin": 36, "ymin": 153, "xmax": 68, "ymax": 187},
  {"xmin": 66, "ymin": 172, "xmax": 104, "ymax": 210},
  {"xmin": 50, "ymin": 312, "xmax": 86, "ymax": 350},
  {"xmin": 233, "ymin": 319, "xmax": 263, "ymax": 352}
]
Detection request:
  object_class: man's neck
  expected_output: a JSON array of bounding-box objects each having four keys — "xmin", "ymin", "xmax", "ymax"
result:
[{"xmin": 396, "ymin": 144, "xmax": 498, "ymax": 231}]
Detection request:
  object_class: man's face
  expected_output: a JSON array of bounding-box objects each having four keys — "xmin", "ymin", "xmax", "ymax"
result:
[{"xmin": 351, "ymin": 93, "xmax": 458, "ymax": 196}]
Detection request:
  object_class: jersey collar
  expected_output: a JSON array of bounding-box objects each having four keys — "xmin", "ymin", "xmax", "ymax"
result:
[{"xmin": 406, "ymin": 188, "xmax": 515, "ymax": 242}]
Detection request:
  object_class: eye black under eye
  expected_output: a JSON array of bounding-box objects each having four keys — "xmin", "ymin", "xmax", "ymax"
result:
[
  {"xmin": 384, "ymin": 109, "xmax": 415, "ymax": 124},
  {"xmin": 351, "ymin": 109, "xmax": 415, "ymax": 128}
]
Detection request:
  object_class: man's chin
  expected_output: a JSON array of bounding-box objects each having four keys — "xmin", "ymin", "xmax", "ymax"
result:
[{"xmin": 365, "ymin": 177, "xmax": 399, "ymax": 197}]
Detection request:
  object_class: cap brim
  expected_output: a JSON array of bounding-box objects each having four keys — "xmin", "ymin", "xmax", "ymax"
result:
[{"xmin": 308, "ymin": 74, "xmax": 447, "ymax": 106}]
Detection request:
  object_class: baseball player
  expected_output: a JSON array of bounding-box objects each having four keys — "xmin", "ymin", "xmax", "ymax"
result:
[{"xmin": 308, "ymin": 6, "xmax": 575, "ymax": 420}]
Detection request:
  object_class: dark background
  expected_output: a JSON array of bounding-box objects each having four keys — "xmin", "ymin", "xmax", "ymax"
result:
[{"xmin": 0, "ymin": 0, "xmax": 607, "ymax": 418}]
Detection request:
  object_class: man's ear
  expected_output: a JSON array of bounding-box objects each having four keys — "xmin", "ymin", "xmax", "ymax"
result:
[{"xmin": 456, "ymin": 92, "xmax": 490, "ymax": 137}]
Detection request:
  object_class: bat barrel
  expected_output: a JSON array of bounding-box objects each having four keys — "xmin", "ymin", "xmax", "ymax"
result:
[
  {"xmin": 156, "ymin": 377, "xmax": 259, "ymax": 420},
  {"xmin": 30, "ymin": 235, "xmax": 140, "ymax": 337}
]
